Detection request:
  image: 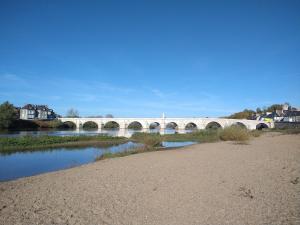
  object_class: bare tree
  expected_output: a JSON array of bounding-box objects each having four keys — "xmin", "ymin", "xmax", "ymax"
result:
[
  {"xmin": 66, "ymin": 108, "xmax": 79, "ymax": 118},
  {"xmin": 87, "ymin": 115, "xmax": 103, "ymax": 118},
  {"xmin": 105, "ymin": 114, "xmax": 114, "ymax": 118}
]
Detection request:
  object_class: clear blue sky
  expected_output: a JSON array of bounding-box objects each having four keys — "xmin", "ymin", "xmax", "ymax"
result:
[{"xmin": 0, "ymin": 0, "xmax": 299, "ymax": 117}]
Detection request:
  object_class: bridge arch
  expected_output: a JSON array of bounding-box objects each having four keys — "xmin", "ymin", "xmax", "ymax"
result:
[
  {"xmin": 185, "ymin": 122, "xmax": 197, "ymax": 130},
  {"xmin": 82, "ymin": 121, "xmax": 98, "ymax": 130},
  {"xmin": 256, "ymin": 123, "xmax": 269, "ymax": 130},
  {"xmin": 127, "ymin": 121, "xmax": 143, "ymax": 130},
  {"xmin": 149, "ymin": 122, "xmax": 160, "ymax": 130},
  {"xmin": 62, "ymin": 121, "xmax": 76, "ymax": 129},
  {"xmin": 166, "ymin": 122, "xmax": 178, "ymax": 130},
  {"xmin": 232, "ymin": 122, "xmax": 247, "ymax": 129},
  {"xmin": 103, "ymin": 121, "xmax": 120, "ymax": 129},
  {"xmin": 205, "ymin": 121, "xmax": 222, "ymax": 129}
]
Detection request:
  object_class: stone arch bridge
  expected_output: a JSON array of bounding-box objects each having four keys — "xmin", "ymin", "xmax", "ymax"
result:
[{"xmin": 59, "ymin": 117, "xmax": 272, "ymax": 130}]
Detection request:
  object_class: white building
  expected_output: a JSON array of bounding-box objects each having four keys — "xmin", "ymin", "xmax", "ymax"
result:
[
  {"xmin": 20, "ymin": 104, "xmax": 36, "ymax": 120},
  {"xmin": 20, "ymin": 104, "xmax": 56, "ymax": 120}
]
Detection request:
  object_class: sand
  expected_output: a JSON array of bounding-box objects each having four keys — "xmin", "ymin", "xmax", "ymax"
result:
[{"xmin": 0, "ymin": 133, "xmax": 299, "ymax": 225}]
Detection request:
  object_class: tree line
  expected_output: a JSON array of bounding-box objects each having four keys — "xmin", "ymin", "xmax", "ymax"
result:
[{"xmin": 226, "ymin": 103, "xmax": 290, "ymax": 120}]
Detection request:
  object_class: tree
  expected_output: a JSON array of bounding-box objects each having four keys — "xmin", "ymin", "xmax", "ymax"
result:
[
  {"xmin": 256, "ymin": 107, "xmax": 262, "ymax": 114},
  {"xmin": 0, "ymin": 101, "xmax": 17, "ymax": 129},
  {"xmin": 227, "ymin": 109, "xmax": 255, "ymax": 120},
  {"xmin": 105, "ymin": 114, "xmax": 113, "ymax": 118},
  {"xmin": 266, "ymin": 104, "xmax": 282, "ymax": 112},
  {"xmin": 66, "ymin": 108, "xmax": 79, "ymax": 118}
]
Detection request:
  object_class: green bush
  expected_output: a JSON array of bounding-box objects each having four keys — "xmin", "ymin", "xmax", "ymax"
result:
[
  {"xmin": 131, "ymin": 133, "xmax": 162, "ymax": 148},
  {"xmin": 219, "ymin": 126, "xmax": 250, "ymax": 142},
  {"xmin": 250, "ymin": 130, "xmax": 263, "ymax": 137}
]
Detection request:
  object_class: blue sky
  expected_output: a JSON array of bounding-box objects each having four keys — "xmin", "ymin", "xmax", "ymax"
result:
[{"xmin": 0, "ymin": 0, "xmax": 299, "ymax": 117}]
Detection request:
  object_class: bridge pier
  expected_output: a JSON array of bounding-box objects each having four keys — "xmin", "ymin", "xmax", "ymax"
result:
[
  {"xmin": 142, "ymin": 128, "xmax": 149, "ymax": 133},
  {"xmin": 97, "ymin": 122, "xmax": 103, "ymax": 131},
  {"xmin": 119, "ymin": 122, "xmax": 126, "ymax": 130},
  {"xmin": 76, "ymin": 120, "xmax": 81, "ymax": 130},
  {"xmin": 178, "ymin": 124, "xmax": 186, "ymax": 130},
  {"xmin": 160, "ymin": 123, "xmax": 166, "ymax": 130}
]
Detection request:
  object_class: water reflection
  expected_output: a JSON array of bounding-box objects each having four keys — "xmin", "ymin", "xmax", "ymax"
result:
[{"xmin": 0, "ymin": 128, "xmax": 194, "ymax": 138}]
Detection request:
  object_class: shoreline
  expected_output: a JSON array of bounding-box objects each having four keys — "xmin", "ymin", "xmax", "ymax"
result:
[
  {"xmin": 0, "ymin": 135, "xmax": 128, "ymax": 153},
  {"xmin": 0, "ymin": 133, "xmax": 299, "ymax": 225},
  {"xmin": 0, "ymin": 139, "xmax": 129, "ymax": 154}
]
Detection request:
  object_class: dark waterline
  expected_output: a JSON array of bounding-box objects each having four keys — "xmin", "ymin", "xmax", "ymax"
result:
[{"xmin": 0, "ymin": 141, "xmax": 196, "ymax": 182}]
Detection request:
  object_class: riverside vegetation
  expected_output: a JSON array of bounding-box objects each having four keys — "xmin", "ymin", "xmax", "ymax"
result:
[
  {"xmin": 0, "ymin": 126, "xmax": 252, "ymax": 153},
  {"xmin": 96, "ymin": 127, "xmax": 263, "ymax": 160},
  {"xmin": 3, "ymin": 126, "xmax": 299, "ymax": 157},
  {"xmin": 0, "ymin": 135, "xmax": 127, "ymax": 153}
]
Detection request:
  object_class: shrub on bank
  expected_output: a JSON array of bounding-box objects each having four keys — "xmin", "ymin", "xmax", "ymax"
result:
[
  {"xmin": 9, "ymin": 119, "xmax": 39, "ymax": 130},
  {"xmin": 8, "ymin": 119, "xmax": 67, "ymax": 130},
  {"xmin": 250, "ymin": 130, "xmax": 263, "ymax": 137},
  {"xmin": 219, "ymin": 126, "xmax": 250, "ymax": 142},
  {"xmin": 131, "ymin": 133, "xmax": 162, "ymax": 148}
]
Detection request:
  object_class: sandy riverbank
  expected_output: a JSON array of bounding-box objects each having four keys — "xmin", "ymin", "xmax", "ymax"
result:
[{"xmin": 0, "ymin": 133, "xmax": 299, "ymax": 225}]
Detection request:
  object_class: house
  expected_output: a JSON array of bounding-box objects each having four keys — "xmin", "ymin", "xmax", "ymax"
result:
[
  {"xmin": 257, "ymin": 112, "xmax": 284, "ymax": 122},
  {"xmin": 257, "ymin": 104, "xmax": 300, "ymax": 123},
  {"xmin": 283, "ymin": 111, "xmax": 300, "ymax": 122},
  {"xmin": 36, "ymin": 105, "xmax": 49, "ymax": 120},
  {"xmin": 20, "ymin": 104, "xmax": 36, "ymax": 120},
  {"xmin": 20, "ymin": 104, "xmax": 57, "ymax": 120}
]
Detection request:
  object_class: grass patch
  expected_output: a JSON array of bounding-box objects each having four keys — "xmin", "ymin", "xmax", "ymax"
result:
[
  {"xmin": 0, "ymin": 135, "xmax": 128, "ymax": 153},
  {"xmin": 95, "ymin": 150, "xmax": 138, "ymax": 160},
  {"xmin": 95, "ymin": 146, "xmax": 157, "ymax": 161},
  {"xmin": 163, "ymin": 130, "xmax": 220, "ymax": 143},
  {"xmin": 131, "ymin": 129, "xmax": 220, "ymax": 144}
]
